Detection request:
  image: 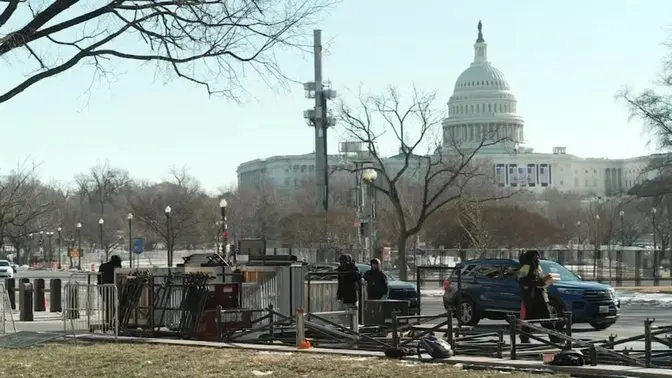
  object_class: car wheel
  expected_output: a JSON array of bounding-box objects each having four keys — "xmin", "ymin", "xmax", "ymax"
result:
[
  {"xmin": 589, "ymin": 321, "xmax": 613, "ymax": 331},
  {"xmin": 457, "ymin": 297, "xmax": 480, "ymax": 326}
]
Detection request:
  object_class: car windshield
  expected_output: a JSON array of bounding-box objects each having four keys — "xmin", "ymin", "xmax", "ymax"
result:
[
  {"xmin": 0, "ymin": 261, "xmax": 10, "ymax": 267},
  {"xmin": 540, "ymin": 260, "xmax": 580, "ymax": 281}
]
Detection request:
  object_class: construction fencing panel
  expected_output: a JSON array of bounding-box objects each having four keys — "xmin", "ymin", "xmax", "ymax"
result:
[
  {"xmin": 241, "ymin": 275, "xmax": 278, "ymax": 324},
  {"xmin": 63, "ymin": 282, "xmax": 118, "ymax": 338},
  {"xmin": 0, "ymin": 283, "xmax": 15, "ymax": 335}
]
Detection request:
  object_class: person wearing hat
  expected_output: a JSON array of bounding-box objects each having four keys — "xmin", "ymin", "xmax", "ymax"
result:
[
  {"xmin": 363, "ymin": 258, "xmax": 389, "ymax": 300},
  {"xmin": 336, "ymin": 254, "xmax": 361, "ymax": 326}
]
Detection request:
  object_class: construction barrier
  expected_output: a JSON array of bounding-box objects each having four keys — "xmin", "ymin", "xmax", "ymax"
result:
[{"xmin": 63, "ymin": 282, "xmax": 118, "ymax": 339}]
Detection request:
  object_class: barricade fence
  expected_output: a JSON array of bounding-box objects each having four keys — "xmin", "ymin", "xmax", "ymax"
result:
[
  {"xmin": 0, "ymin": 283, "xmax": 15, "ymax": 335},
  {"xmin": 63, "ymin": 282, "xmax": 118, "ymax": 338},
  {"xmin": 408, "ymin": 248, "xmax": 671, "ymax": 286}
]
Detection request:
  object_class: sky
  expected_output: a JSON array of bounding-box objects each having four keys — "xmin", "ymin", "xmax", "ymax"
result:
[{"xmin": 1, "ymin": 0, "xmax": 671, "ymax": 193}]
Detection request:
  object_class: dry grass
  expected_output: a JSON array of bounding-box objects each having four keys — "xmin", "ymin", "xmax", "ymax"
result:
[{"xmin": 0, "ymin": 342, "xmax": 560, "ymax": 378}]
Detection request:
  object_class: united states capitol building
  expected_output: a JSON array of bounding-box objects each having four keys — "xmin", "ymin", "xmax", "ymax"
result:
[{"xmin": 237, "ymin": 23, "xmax": 655, "ymax": 198}]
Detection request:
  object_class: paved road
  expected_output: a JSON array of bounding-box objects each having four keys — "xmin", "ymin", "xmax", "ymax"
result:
[{"xmin": 420, "ymin": 296, "xmax": 668, "ymax": 349}]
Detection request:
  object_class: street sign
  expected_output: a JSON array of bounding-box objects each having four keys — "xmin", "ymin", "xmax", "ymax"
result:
[
  {"xmin": 68, "ymin": 248, "xmax": 80, "ymax": 258},
  {"xmin": 133, "ymin": 238, "xmax": 144, "ymax": 254},
  {"xmin": 383, "ymin": 247, "xmax": 392, "ymax": 262}
]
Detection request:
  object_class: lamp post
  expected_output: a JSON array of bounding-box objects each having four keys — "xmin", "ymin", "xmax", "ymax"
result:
[
  {"xmin": 76, "ymin": 222, "xmax": 82, "ymax": 270},
  {"xmin": 362, "ymin": 168, "xmax": 378, "ymax": 262},
  {"xmin": 652, "ymin": 207, "xmax": 658, "ymax": 283},
  {"xmin": 576, "ymin": 220, "xmax": 583, "ymax": 277},
  {"xmin": 46, "ymin": 232, "xmax": 54, "ymax": 264},
  {"xmin": 165, "ymin": 206, "xmax": 172, "ymax": 267},
  {"xmin": 617, "ymin": 210, "xmax": 624, "ymax": 285},
  {"xmin": 98, "ymin": 218, "xmax": 105, "ymax": 262},
  {"xmin": 39, "ymin": 230, "xmax": 44, "ymax": 259},
  {"xmin": 27, "ymin": 233, "xmax": 33, "ymax": 264},
  {"xmin": 57, "ymin": 227, "xmax": 62, "ymax": 269},
  {"xmin": 127, "ymin": 213, "xmax": 133, "ymax": 268},
  {"xmin": 219, "ymin": 199, "xmax": 228, "ymax": 258},
  {"xmin": 75, "ymin": 222, "xmax": 83, "ymax": 270},
  {"xmin": 594, "ymin": 214, "xmax": 600, "ymax": 281}
]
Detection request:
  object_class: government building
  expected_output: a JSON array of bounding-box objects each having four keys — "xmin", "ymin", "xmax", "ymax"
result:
[{"xmin": 237, "ymin": 23, "xmax": 655, "ymax": 198}]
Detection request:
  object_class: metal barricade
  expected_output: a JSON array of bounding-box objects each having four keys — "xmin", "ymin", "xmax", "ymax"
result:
[
  {"xmin": 0, "ymin": 283, "xmax": 16, "ymax": 334},
  {"xmin": 63, "ymin": 282, "xmax": 118, "ymax": 339},
  {"xmin": 241, "ymin": 275, "xmax": 278, "ymax": 324}
]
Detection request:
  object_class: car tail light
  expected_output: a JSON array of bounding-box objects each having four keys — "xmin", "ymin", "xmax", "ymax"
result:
[{"xmin": 443, "ymin": 279, "xmax": 451, "ymax": 290}]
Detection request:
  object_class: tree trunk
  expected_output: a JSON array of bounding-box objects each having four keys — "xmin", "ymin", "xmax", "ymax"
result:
[{"xmin": 397, "ymin": 234, "xmax": 409, "ymax": 280}]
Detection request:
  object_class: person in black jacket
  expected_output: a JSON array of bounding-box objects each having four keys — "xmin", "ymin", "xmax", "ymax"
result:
[
  {"xmin": 336, "ymin": 254, "xmax": 361, "ymax": 326},
  {"xmin": 363, "ymin": 258, "xmax": 388, "ymax": 300},
  {"xmin": 98, "ymin": 255, "xmax": 122, "ymax": 328},
  {"xmin": 518, "ymin": 250, "xmax": 560, "ymax": 341}
]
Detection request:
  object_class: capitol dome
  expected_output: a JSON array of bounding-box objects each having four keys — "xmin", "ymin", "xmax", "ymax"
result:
[{"xmin": 442, "ymin": 21, "xmax": 524, "ymax": 155}]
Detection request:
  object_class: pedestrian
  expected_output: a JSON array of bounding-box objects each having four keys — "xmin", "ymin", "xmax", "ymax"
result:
[
  {"xmin": 518, "ymin": 250, "xmax": 560, "ymax": 342},
  {"xmin": 98, "ymin": 255, "xmax": 122, "ymax": 330},
  {"xmin": 517, "ymin": 251, "xmax": 531, "ymax": 343},
  {"xmin": 336, "ymin": 254, "xmax": 361, "ymax": 326},
  {"xmin": 363, "ymin": 258, "xmax": 388, "ymax": 300}
]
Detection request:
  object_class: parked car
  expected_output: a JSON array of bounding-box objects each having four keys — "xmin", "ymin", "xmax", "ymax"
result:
[
  {"xmin": 443, "ymin": 258, "xmax": 620, "ymax": 330},
  {"xmin": 307, "ymin": 263, "xmax": 419, "ymax": 315},
  {"xmin": 0, "ymin": 260, "xmax": 14, "ymax": 279}
]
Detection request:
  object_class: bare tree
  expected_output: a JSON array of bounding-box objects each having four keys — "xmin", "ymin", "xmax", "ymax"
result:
[
  {"xmin": 127, "ymin": 168, "xmax": 206, "ymax": 256},
  {"xmin": 0, "ymin": 0, "xmax": 332, "ymax": 104},
  {"xmin": 0, "ymin": 162, "xmax": 53, "ymax": 263},
  {"xmin": 339, "ymin": 86, "xmax": 508, "ymax": 279}
]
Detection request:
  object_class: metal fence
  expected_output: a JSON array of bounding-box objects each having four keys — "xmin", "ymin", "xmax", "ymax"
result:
[
  {"xmin": 63, "ymin": 282, "xmax": 118, "ymax": 339},
  {"xmin": 0, "ymin": 283, "xmax": 15, "ymax": 335}
]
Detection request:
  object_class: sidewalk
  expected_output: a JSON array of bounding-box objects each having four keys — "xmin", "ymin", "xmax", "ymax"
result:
[{"xmin": 72, "ymin": 334, "xmax": 672, "ymax": 378}]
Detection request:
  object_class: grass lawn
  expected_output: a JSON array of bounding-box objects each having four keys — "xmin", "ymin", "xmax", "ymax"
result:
[{"xmin": 0, "ymin": 342, "xmax": 562, "ymax": 378}]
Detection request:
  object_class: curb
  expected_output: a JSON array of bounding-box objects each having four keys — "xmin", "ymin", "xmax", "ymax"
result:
[{"xmin": 69, "ymin": 334, "xmax": 672, "ymax": 378}]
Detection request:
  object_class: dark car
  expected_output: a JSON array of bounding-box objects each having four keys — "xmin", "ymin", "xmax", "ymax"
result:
[
  {"xmin": 443, "ymin": 258, "xmax": 620, "ymax": 330},
  {"xmin": 307, "ymin": 263, "xmax": 419, "ymax": 315}
]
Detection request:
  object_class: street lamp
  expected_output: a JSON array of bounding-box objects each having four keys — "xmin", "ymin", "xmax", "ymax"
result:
[
  {"xmin": 57, "ymin": 227, "xmax": 62, "ymax": 269},
  {"xmin": 127, "ymin": 213, "xmax": 133, "ymax": 268},
  {"xmin": 46, "ymin": 232, "xmax": 54, "ymax": 264},
  {"xmin": 76, "ymin": 222, "xmax": 82, "ymax": 270},
  {"xmin": 618, "ymin": 210, "xmax": 625, "ymax": 285},
  {"xmin": 594, "ymin": 214, "xmax": 600, "ymax": 280},
  {"xmin": 362, "ymin": 168, "xmax": 378, "ymax": 262},
  {"xmin": 165, "ymin": 206, "xmax": 172, "ymax": 267},
  {"xmin": 219, "ymin": 199, "xmax": 228, "ymax": 258},
  {"xmin": 99, "ymin": 218, "xmax": 104, "ymax": 261},
  {"xmin": 39, "ymin": 231, "xmax": 44, "ymax": 260},
  {"xmin": 652, "ymin": 208, "xmax": 658, "ymax": 281},
  {"xmin": 576, "ymin": 220, "xmax": 584, "ymax": 277}
]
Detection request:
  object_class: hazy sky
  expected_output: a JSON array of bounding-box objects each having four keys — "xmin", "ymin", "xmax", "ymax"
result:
[{"xmin": 2, "ymin": 0, "xmax": 671, "ymax": 193}]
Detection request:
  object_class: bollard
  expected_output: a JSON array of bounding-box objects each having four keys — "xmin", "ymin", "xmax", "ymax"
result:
[
  {"xmin": 66, "ymin": 284, "xmax": 80, "ymax": 319},
  {"xmin": 19, "ymin": 282, "xmax": 33, "ymax": 321},
  {"xmin": 5, "ymin": 278, "xmax": 15, "ymax": 310},
  {"xmin": 50, "ymin": 279, "xmax": 62, "ymax": 312},
  {"xmin": 33, "ymin": 278, "xmax": 45, "ymax": 312}
]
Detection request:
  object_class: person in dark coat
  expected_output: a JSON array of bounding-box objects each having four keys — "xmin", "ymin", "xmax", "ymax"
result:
[
  {"xmin": 336, "ymin": 254, "xmax": 360, "ymax": 305},
  {"xmin": 517, "ymin": 251, "xmax": 531, "ymax": 343},
  {"xmin": 98, "ymin": 255, "xmax": 122, "ymax": 328},
  {"xmin": 363, "ymin": 258, "xmax": 388, "ymax": 300},
  {"xmin": 518, "ymin": 250, "xmax": 559, "ymax": 340}
]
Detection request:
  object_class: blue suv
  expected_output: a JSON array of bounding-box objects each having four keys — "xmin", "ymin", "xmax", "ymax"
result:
[{"xmin": 442, "ymin": 259, "xmax": 620, "ymax": 330}]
